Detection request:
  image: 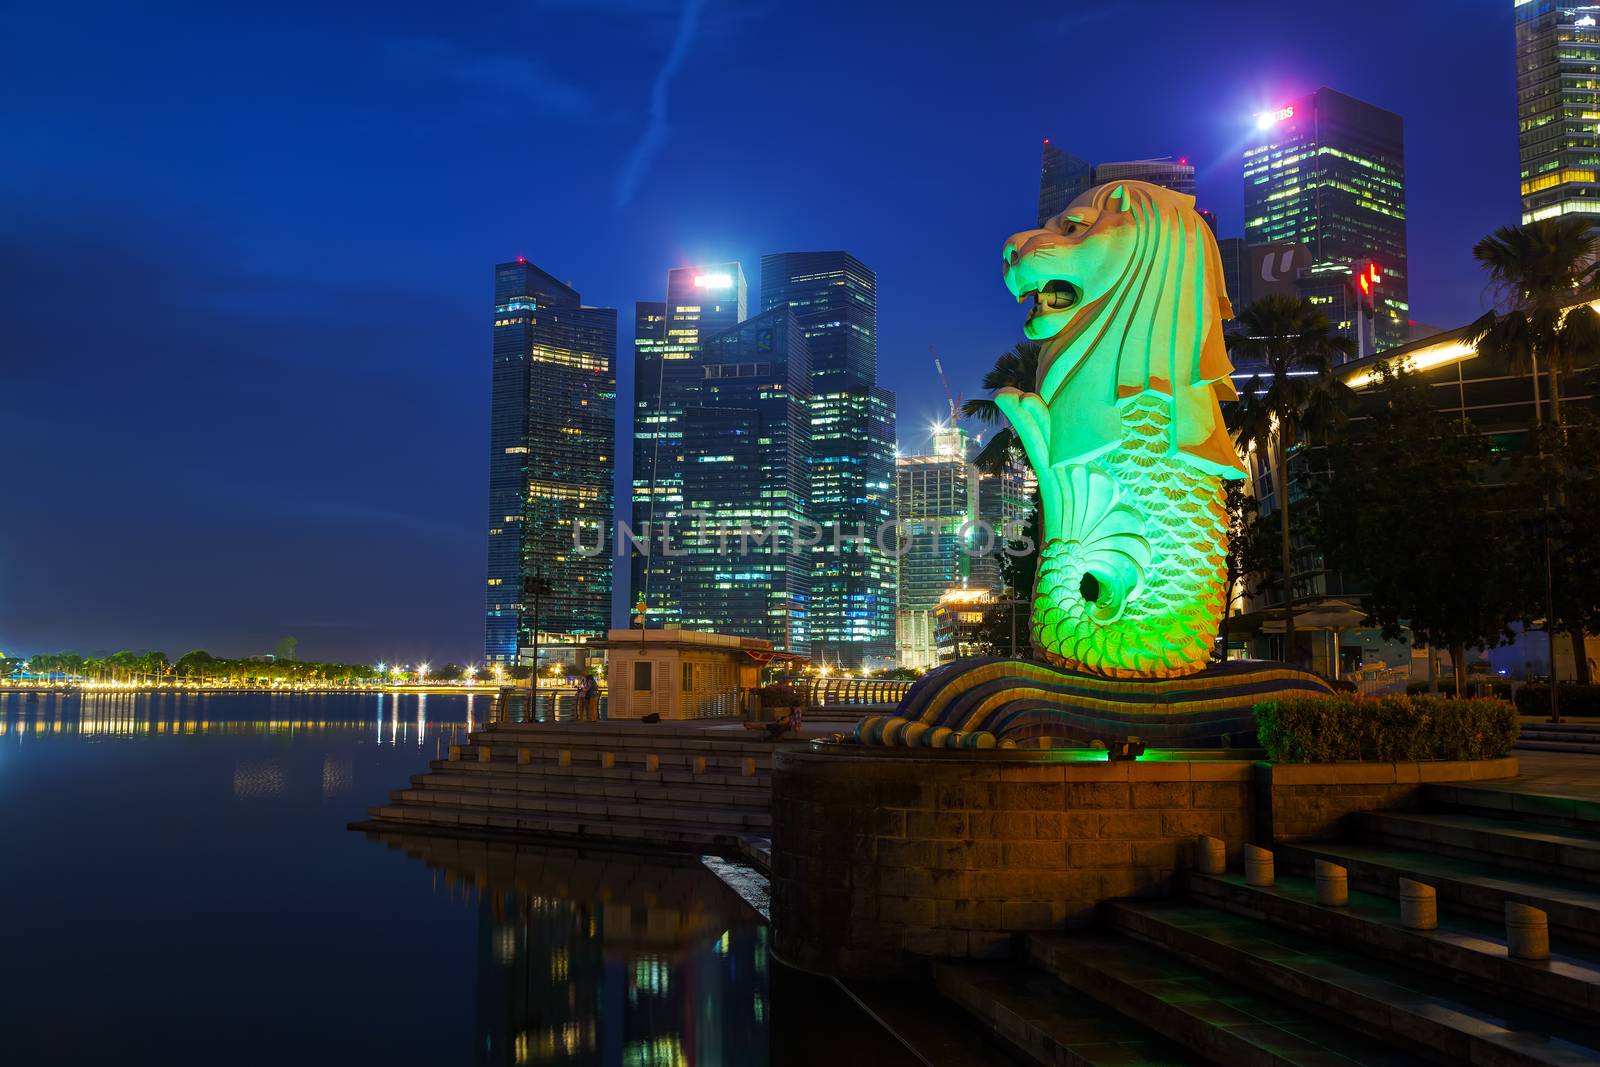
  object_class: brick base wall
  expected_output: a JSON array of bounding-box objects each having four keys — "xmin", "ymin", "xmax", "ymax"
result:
[{"xmin": 771, "ymin": 747, "xmax": 1518, "ymax": 979}]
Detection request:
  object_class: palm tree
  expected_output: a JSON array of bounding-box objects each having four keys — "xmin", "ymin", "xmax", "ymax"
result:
[
  {"xmin": 961, "ymin": 341, "xmax": 1039, "ymax": 476},
  {"xmin": 1471, "ymin": 218, "xmax": 1600, "ymax": 429},
  {"xmin": 1225, "ymin": 295, "xmax": 1355, "ymax": 666},
  {"xmin": 1472, "ymin": 219, "xmax": 1600, "ymax": 692}
]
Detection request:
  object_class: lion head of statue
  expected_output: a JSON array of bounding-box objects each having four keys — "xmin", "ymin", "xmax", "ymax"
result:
[{"xmin": 1000, "ymin": 180, "xmax": 1242, "ymax": 478}]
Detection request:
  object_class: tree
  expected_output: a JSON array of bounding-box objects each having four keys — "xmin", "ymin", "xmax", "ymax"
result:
[
  {"xmin": 1471, "ymin": 218, "xmax": 1600, "ymax": 430},
  {"xmin": 961, "ymin": 341, "xmax": 1040, "ymax": 477},
  {"xmin": 1514, "ymin": 411, "xmax": 1600, "ymax": 683},
  {"xmin": 962, "ymin": 340, "xmax": 1044, "ymax": 659},
  {"xmin": 433, "ymin": 663, "xmax": 464, "ymax": 681},
  {"xmin": 1218, "ymin": 479, "xmax": 1276, "ymax": 660},
  {"xmin": 273, "ymin": 635, "xmax": 299, "ymax": 662},
  {"xmin": 1226, "ymin": 295, "xmax": 1356, "ymax": 666},
  {"xmin": 175, "ymin": 650, "xmax": 215, "ymax": 679},
  {"xmin": 1316, "ymin": 365, "xmax": 1518, "ymax": 695}
]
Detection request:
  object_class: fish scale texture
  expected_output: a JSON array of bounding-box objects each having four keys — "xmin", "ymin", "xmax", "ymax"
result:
[{"xmin": 1033, "ymin": 395, "xmax": 1228, "ymax": 679}]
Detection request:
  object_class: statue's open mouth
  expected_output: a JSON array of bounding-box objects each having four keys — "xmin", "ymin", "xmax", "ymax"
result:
[{"xmin": 1020, "ymin": 279, "xmax": 1080, "ymax": 337}]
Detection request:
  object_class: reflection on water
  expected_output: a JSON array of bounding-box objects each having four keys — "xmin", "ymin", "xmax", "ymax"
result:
[
  {"xmin": 373, "ymin": 835, "xmax": 767, "ymax": 1066},
  {"xmin": 0, "ymin": 691, "xmax": 918, "ymax": 1066}
]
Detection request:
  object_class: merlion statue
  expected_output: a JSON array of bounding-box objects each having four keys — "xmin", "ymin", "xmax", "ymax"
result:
[
  {"xmin": 854, "ymin": 180, "xmax": 1328, "ymax": 750},
  {"xmin": 996, "ymin": 180, "xmax": 1245, "ymax": 679}
]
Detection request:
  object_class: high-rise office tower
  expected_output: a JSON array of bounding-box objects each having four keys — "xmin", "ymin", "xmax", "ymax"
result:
[
  {"xmin": 1038, "ymin": 140, "xmax": 1093, "ymax": 226},
  {"xmin": 1516, "ymin": 3, "xmax": 1600, "ymax": 223},
  {"xmin": 1244, "ymin": 87, "xmax": 1408, "ymax": 352},
  {"xmin": 1038, "ymin": 145, "xmax": 1196, "ymax": 225},
  {"xmin": 631, "ymin": 264, "xmax": 747, "ymax": 626},
  {"xmin": 1093, "ymin": 157, "xmax": 1196, "ymax": 197},
  {"xmin": 762, "ymin": 252, "xmax": 897, "ymax": 668},
  {"xmin": 895, "ymin": 426, "xmax": 978, "ymax": 670},
  {"xmin": 674, "ymin": 307, "xmax": 813, "ymax": 652},
  {"xmin": 485, "ymin": 259, "xmax": 617, "ymax": 665},
  {"xmin": 971, "ymin": 448, "xmax": 1032, "ymax": 595}
]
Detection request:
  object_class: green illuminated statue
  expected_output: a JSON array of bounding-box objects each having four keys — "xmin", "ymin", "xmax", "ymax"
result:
[{"xmin": 996, "ymin": 180, "xmax": 1245, "ymax": 679}]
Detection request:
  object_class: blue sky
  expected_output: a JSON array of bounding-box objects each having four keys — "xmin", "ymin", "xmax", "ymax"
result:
[{"xmin": 0, "ymin": 0, "xmax": 1519, "ymax": 662}]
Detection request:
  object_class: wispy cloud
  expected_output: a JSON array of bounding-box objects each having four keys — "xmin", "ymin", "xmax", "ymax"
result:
[
  {"xmin": 613, "ymin": 0, "xmax": 707, "ymax": 208},
  {"xmin": 389, "ymin": 38, "xmax": 593, "ymax": 119}
]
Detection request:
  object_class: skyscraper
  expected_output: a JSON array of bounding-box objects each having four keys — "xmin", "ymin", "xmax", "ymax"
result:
[
  {"xmin": 631, "ymin": 264, "xmax": 747, "ymax": 626},
  {"xmin": 895, "ymin": 426, "xmax": 977, "ymax": 670},
  {"xmin": 1037, "ymin": 144, "xmax": 1196, "ymax": 225},
  {"xmin": 1093, "ymin": 157, "xmax": 1196, "ymax": 197},
  {"xmin": 1516, "ymin": 3, "xmax": 1600, "ymax": 223},
  {"xmin": 762, "ymin": 252, "xmax": 897, "ymax": 668},
  {"xmin": 674, "ymin": 307, "xmax": 813, "ymax": 652},
  {"xmin": 1038, "ymin": 140, "xmax": 1093, "ymax": 226},
  {"xmin": 485, "ymin": 259, "xmax": 617, "ymax": 665},
  {"xmin": 1244, "ymin": 87, "xmax": 1408, "ymax": 352}
]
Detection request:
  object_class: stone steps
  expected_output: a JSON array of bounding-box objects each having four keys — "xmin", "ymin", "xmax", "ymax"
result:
[
  {"xmin": 934, "ymin": 960, "xmax": 1205, "ymax": 1066},
  {"xmin": 357, "ymin": 803, "xmax": 749, "ymax": 850},
  {"xmin": 1184, "ymin": 870, "xmax": 1600, "ymax": 1023},
  {"xmin": 1358, "ymin": 810, "xmax": 1600, "ymax": 886},
  {"xmin": 355, "ymin": 720, "xmax": 791, "ymax": 850},
  {"xmin": 427, "ymin": 757, "xmax": 771, "ymax": 791},
  {"xmin": 408, "ymin": 769, "xmax": 770, "ymax": 807},
  {"xmin": 1104, "ymin": 898, "xmax": 1600, "ymax": 1066},
  {"xmin": 1025, "ymin": 930, "xmax": 1417, "ymax": 1066},
  {"xmin": 1278, "ymin": 840, "xmax": 1600, "ymax": 953},
  {"xmin": 387, "ymin": 782, "xmax": 771, "ymax": 830},
  {"xmin": 1517, "ymin": 740, "xmax": 1600, "ymax": 754},
  {"xmin": 1425, "ymin": 782, "xmax": 1600, "ymax": 832}
]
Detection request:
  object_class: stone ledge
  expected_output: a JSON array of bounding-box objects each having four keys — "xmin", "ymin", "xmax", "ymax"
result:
[{"xmin": 1259, "ymin": 756, "xmax": 1518, "ymax": 787}]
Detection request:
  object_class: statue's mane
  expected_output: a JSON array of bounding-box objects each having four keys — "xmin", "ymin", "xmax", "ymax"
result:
[{"xmin": 1044, "ymin": 180, "xmax": 1243, "ymax": 478}]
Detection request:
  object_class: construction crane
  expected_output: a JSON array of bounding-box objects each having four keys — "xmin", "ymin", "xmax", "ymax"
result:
[{"xmin": 929, "ymin": 345, "xmax": 961, "ymax": 426}]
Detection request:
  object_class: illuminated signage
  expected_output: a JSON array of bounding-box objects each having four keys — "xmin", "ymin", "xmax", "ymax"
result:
[
  {"xmin": 693, "ymin": 273, "xmax": 733, "ymax": 289},
  {"xmin": 1254, "ymin": 105, "xmax": 1295, "ymax": 130}
]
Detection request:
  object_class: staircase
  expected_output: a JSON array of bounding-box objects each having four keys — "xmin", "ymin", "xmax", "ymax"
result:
[
  {"xmin": 946, "ymin": 777, "xmax": 1600, "ymax": 1065},
  {"xmin": 350, "ymin": 719, "xmax": 801, "ymax": 859},
  {"xmin": 1518, "ymin": 721, "xmax": 1600, "ymax": 755}
]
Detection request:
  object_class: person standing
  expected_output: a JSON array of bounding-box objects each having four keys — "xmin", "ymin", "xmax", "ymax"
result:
[{"xmin": 577, "ymin": 672, "xmax": 599, "ymax": 722}]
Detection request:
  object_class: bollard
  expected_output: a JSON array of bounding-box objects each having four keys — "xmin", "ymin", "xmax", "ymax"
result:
[
  {"xmin": 1315, "ymin": 860, "xmax": 1349, "ymax": 907},
  {"xmin": 692, "ymin": 756, "xmax": 707, "ymax": 775},
  {"xmin": 558, "ymin": 750, "xmax": 572, "ymax": 768},
  {"xmin": 448, "ymin": 744, "xmax": 461, "ymax": 762},
  {"xmin": 1196, "ymin": 835, "xmax": 1226, "ymax": 875},
  {"xmin": 600, "ymin": 752, "xmax": 615, "ymax": 770},
  {"xmin": 1244, "ymin": 845, "xmax": 1275, "ymax": 887},
  {"xmin": 742, "ymin": 757, "xmax": 757, "ymax": 777},
  {"xmin": 517, "ymin": 748, "xmax": 531, "ymax": 766},
  {"xmin": 479, "ymin": 745, "xmax": 493, "ymax": 763},
  {"xmin": 644, "ymin": 754, "xmax": 660, "ymax": 773},
  {"xmin": 1505, "ymin": 902, "xmax": 1550, "ymax": 961},
  {"xmin": 1399, "ymin": 878, "xmax": 1437, "ymax": 930}
]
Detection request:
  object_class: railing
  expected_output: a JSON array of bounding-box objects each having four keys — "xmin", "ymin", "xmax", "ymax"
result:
[
  {"xmin": 1353, "ymin": 666, "xmax": 1410, "ymax": 697},
  {"xmin": 490, "ymin": 687, "xmax": 608, "ymax": 724},
  {"xmin": 798, "ymin": 678, "xmax": 913, "ymax": 708}
]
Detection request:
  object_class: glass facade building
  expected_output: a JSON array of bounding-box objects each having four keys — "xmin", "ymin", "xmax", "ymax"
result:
[
  {"xmin": 631, "ymin": 264, "xmax": 747, "ymax": 626},
  {"xmin": 1244, "ymin": 87, "xmax": 1409, "ymax": 352},
  {"xmin": 485, "ymin": 259, "xmax": 616, "ymax": 664},
  {"xmin": 1038, "ymin": 141, "xmax": 1092, "ymax": 226},
  {"xmin": 1516, "ymin": 2, "xmax": 1600, "ymax": 223},
  {"xmin": 762, "ymin": 252, "xmax": 897, "ymax": 668},
  {"xmin": 1037, "ymin": 144, "xmax": 1196, "ymax": 226},
  {"xmin": 1093, "ymin": 157, "xmax": 1196, "ymax": 197},
  {"xmin": 674, "ymin": 307, "xmax": 814, "ymax": 652},
  {"xmin": 894, "ymin": 429, "xmax": 978, "ymax": 670}
]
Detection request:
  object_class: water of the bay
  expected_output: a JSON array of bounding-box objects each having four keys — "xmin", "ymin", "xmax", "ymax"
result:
[{"xmin": 0, "ymin": 690, "xmax": 915, "ymax": 1066}]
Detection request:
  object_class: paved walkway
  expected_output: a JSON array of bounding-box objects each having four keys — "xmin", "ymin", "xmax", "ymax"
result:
[{"xmin": 1476, "ymin": 749, "xmax": 1600, "ymax": 799}]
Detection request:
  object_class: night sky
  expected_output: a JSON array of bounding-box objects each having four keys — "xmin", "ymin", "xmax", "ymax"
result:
[{"xmin": 1, "ymin": 0, "xmax": 1518, "ymax": 665}]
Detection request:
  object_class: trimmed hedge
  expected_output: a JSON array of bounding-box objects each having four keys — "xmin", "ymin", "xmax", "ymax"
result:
[
  {"xmin": 1512, "ymin": 684, "xmax": 1600, "ymax": 717},
  {"xmin": 1254, "ymin": 694, "xmax": 1517, "ymax": 763}
]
